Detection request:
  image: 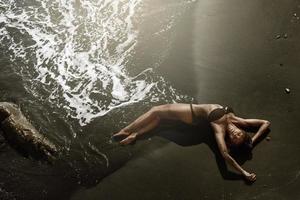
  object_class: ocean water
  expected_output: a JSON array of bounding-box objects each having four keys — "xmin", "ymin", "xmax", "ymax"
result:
[
  {"xmin": 0, "ymin": 0, "xmax": 192, "ymax": 125},
  {"xmin": 0, "ymin": 0, "xmax": 196, "ymax": 199}
]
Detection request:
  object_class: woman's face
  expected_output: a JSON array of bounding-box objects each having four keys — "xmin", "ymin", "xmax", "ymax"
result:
[{"xmin": 228, "ymin": 127, "xmax": 246, "ymax": 146}]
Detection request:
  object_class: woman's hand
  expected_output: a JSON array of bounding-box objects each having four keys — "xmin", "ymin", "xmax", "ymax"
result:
[{"xmin": 243, "ymin": 171, "xmax": 257, "ymax": 182}]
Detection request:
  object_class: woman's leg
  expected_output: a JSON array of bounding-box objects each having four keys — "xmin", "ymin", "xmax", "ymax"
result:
[
  {"xmin": 113, "ymin": 106, "xmax": 161, "ymax": 138},
  {"xmin": 113, "ymin": 103, "xmax": 193, "ymax": 144},
  {"xmin": 123, "ymin": 108, "xmax": 159, "ymax": 133},
  {"xmin": 118, "ymin": 116, "xmax": 160, "ymax": 145}
]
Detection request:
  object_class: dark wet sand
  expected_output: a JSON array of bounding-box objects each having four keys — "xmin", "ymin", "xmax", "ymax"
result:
[{"xmin": 72, "ymin": 0, "xmax": 300, "ymax": 199}]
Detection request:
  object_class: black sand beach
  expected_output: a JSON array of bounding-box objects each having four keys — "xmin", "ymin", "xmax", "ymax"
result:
[
  {"xmin": 72, "ymin": 0, "xmax": 300, "ymax": 199},
  {"xmin": 0, "ymin": 0, "xmax": 300, "ymax": 199}
]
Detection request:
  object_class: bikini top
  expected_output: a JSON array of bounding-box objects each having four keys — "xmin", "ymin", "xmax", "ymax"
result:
[
  {"xmin": 207, "ymin": 106, "xmax": 234, "ymax": 122},
  {"xmin": 190, "ymin": 104, "xmax": 234, "ymax": 124}
]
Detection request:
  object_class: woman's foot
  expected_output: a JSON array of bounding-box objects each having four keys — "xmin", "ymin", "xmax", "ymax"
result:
[
  {"xmin": 113, "ymin": 129, "xmax": 130, "ymax": 138},
  {"xmin": 119, "ymin": 132, "xmax": 138, "ymax": 145},
  {"xmin": 112, "ymin": 130, "xmax": 137, "ymax": 145}
]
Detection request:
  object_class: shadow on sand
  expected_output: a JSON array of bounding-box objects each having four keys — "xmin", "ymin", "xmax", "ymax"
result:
[{"xmin": 122, "ymin": 120, "xmax": 270, "ymax": 184}]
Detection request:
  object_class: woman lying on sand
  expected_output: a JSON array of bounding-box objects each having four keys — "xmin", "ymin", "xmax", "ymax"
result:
[{"xmin": 113, "ymin": 103, "xmax": 270, "ymax": 182}]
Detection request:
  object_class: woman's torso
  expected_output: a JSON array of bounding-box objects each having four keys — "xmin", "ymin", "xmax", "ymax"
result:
[{"xmin": 191, "ymin": 104, "xmax": 234, "ymax": 124}]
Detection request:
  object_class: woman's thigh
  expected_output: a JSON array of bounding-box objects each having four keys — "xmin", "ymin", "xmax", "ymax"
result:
[{"xmin": 155, "ymin": 103, "xmax": 193, "ymax": 124}]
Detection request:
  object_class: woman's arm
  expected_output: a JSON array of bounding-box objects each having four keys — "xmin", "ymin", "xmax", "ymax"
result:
[
  {"xmin": 212, "ymin": 123, "xmax": 256, "ymax": 182},
  {"xmin": 234, "ymin": 117, "xmax": 271, "ymax": 144}
]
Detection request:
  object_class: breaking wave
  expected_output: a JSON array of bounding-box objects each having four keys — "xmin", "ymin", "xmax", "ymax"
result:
[{"xmin": 0, "ymin": 0, "xmax": 191, "ymax": 126}]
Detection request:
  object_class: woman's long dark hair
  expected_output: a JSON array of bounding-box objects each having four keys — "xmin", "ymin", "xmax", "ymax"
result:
[
  {"xmin": 229, "ymin": 132, "xmax": 253, "ymax": 161},
  {"xmin": 226, "ymin": 131, "xmax": 253, "ymax": 153}
]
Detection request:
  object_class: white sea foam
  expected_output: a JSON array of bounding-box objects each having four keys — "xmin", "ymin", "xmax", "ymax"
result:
[{"xmin": 0, "ymin": 0, "xmax": 191, "ymax": 126}]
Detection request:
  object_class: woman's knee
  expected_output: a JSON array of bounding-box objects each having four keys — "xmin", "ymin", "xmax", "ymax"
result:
[
  {"xmin": 149, "ymin": 106, "xmax": 160, "ymax": 116},
  {"xmin": 149, "ymin": 105, "xmax": 170, "ymax": 118}
]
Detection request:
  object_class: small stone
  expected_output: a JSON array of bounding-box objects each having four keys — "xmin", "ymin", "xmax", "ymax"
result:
[
  {"xmin": 285, "ymin": 88, "xmax": 291, "ymax": 94},
  {"xmin": 294, "ymin": 13, "xmax": 297, "ymax": 17},
  {"xmin": 284, "ymin": 33, "xmax": 288, "ymax": 39},
  {"xmin": 276, "ymin": 34, "xmax": 281, "ymax": 39},
  {"xmin": 266, "ymin": 136, "xmax": 271, "ymax": 141}
]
